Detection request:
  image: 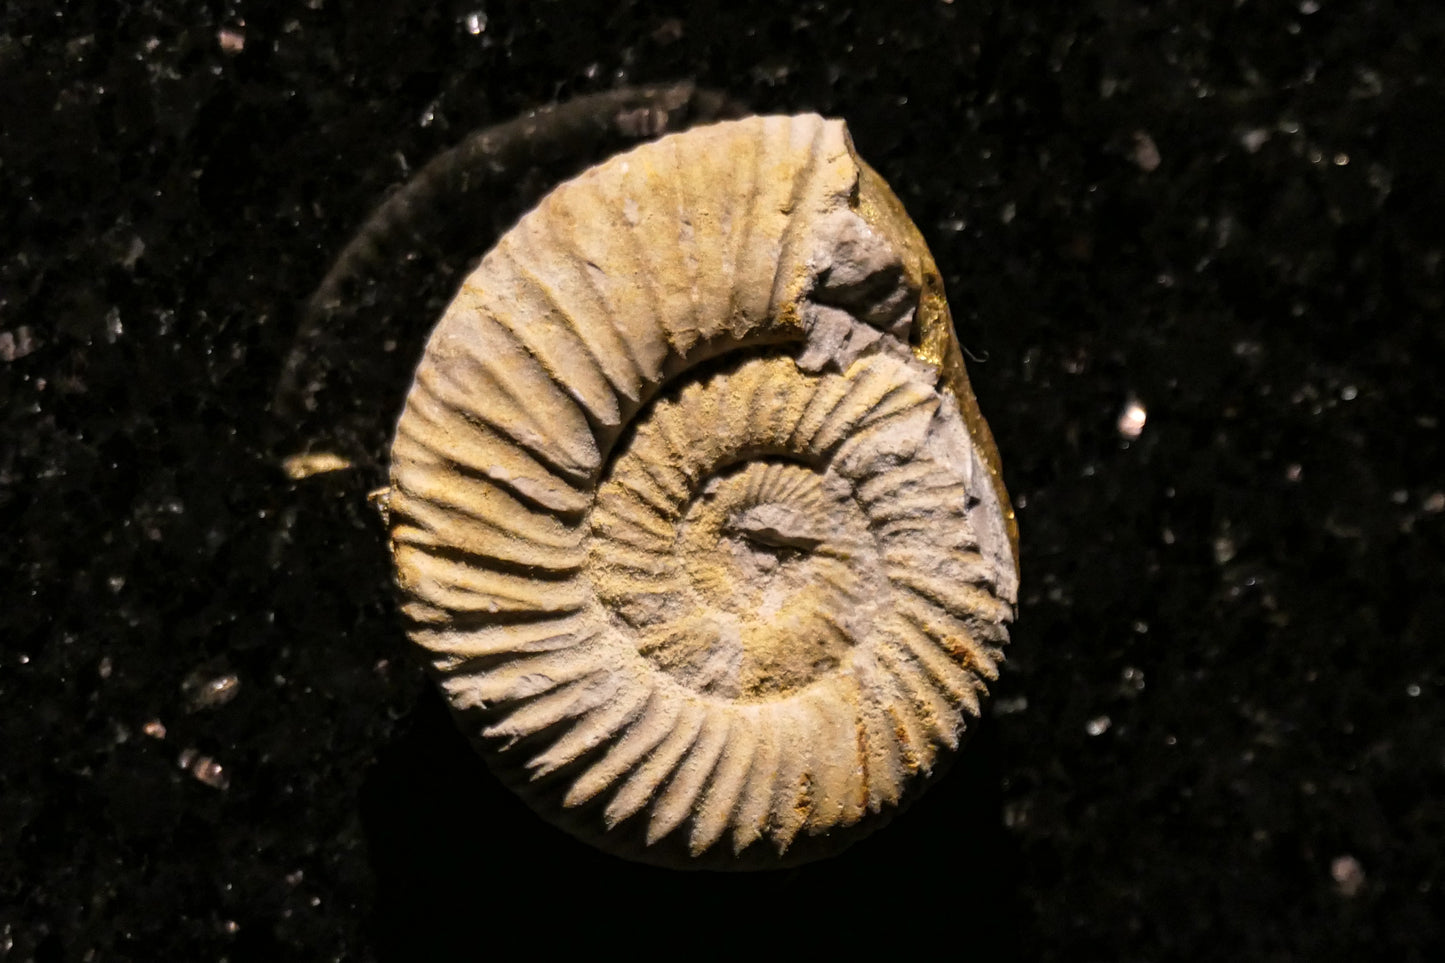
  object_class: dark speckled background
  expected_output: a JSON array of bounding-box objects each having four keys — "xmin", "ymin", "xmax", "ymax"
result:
[{"xmin": 4, "ymin": 1, "xmax": 1444, "ymax": 960}]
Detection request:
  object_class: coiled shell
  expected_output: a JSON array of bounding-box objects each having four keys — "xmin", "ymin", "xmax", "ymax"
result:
[{"xmin": 387, "ymin": 114, "xmax": 1019, "ymax": 868}]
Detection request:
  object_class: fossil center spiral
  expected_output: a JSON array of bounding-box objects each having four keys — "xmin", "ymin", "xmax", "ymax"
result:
[{"xmin": 590, "ymin": 368, "xmax": 889, "ymax": 702}]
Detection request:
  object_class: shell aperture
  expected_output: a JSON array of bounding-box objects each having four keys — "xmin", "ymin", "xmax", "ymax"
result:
[{"xmin": 387, "ymin": 114, "xmax": 1019, "ymax": 868}]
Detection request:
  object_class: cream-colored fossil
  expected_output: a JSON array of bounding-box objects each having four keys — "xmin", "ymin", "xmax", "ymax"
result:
[{"xmin": 387, "ymin": 113, "xmax": 1019, "ymax": 867}]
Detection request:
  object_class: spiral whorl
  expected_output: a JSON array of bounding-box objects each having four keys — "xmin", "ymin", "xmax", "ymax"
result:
[{"xmin": 387, "ymin": 114, "xmax": 1019, "ymax": 867}]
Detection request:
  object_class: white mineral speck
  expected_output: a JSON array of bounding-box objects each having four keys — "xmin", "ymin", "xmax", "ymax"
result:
[
  {"xmin": 1117, "ymin": 397, "xmax": 1147, "ymax": 440},
  {"xmin": 218, "ymin": 26, "xmax": 245, "ymax": 54},
  {"xmin": 1132, "ymin": 131, "xmax": 1161, "ymax": 172},
  {"xmin": 1213, "ymin": 534, "xmax": 1237, "ymax": 565},
  {"xmin": 181, "ymin": 750, "xmax": 231, "ymax": 789},
  {"xmin": 993, "ymin": 695, "xmax": 1029, "ymax": 716},
  {"xmin": 1331, "ymin": 855, "xmax": 1365, "ymax": 897},
  {"xmin": 1241, "ymin": 128, "xmax": 1270, "ymax": 153}
]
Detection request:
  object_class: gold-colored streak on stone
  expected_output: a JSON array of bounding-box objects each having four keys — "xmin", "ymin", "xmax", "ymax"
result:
[
  {"xmin": 280, "ymin": 451, "xmax": 353, "ymax": 480},
  {"xmin": 853, "ymin": 158, "xmax": 1020, "ymax": 572}
]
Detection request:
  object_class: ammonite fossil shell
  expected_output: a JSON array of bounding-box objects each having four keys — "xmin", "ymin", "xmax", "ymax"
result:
[{"xmin": 386, "ymin": 113, "xmax": 1020, "ymax": 868}]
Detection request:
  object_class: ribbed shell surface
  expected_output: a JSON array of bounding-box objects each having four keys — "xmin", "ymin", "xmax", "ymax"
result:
[{"xmin": 387, "ymin": 114, "xmax": 1019, "ymax": 868}]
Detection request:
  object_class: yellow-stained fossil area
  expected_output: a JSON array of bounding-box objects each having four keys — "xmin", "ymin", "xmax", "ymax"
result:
[
  {"xmin": 854, "ymin": 158, "xmax": 1020, "ymax": 565},
  {"xmin": 386, "ymin": 113, "xmax": 1019, "ymax": 867}
]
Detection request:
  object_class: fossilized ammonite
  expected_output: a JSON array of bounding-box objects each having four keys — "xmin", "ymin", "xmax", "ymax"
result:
[{"xmin": 386, "ymin": 113, "xmax": 1020, "ymax": 868}]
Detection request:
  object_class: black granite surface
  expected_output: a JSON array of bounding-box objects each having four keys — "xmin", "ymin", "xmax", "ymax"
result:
[{"xmin": 4, "ymin": 1, "xmax": 1444, "ymax": 960}]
